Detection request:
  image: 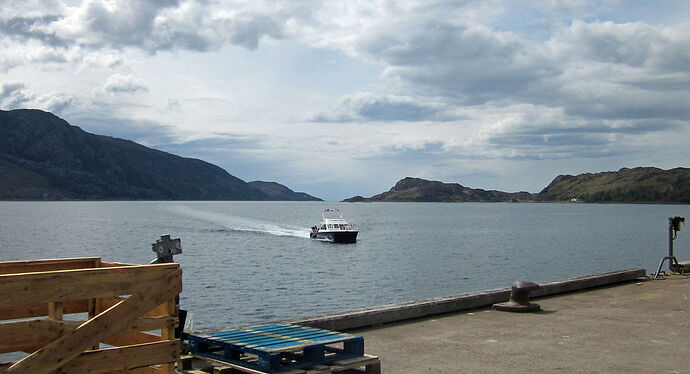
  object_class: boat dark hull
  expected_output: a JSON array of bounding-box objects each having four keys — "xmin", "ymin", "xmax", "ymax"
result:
[{"xmin": 310, "ymin": 231, "xmax": 358, "ymax": 243}]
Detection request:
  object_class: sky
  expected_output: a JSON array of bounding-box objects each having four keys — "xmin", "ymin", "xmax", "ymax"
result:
[{"xmin": 1, "ymin": 0, "xmax": 689, "ymax": 201}]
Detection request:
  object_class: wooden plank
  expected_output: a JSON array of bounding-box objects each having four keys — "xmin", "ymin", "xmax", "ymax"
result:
[
  {"xmin": 57, "ymin": 341, "xmax": 179, "ymax": 374},
  {"xmin": 160, "ymin": 299, "xmax": 177, "ymax": 374},
  {"xmin": 0, "ymin": 319, "xmax": 79, "ymax": 354},
  {"xmin": 0, "ymin": 263, "xmax": 180, "ymax": 309},
  {"xmin": 3, "ymin": 267, "xmax": 182, "ymax": 374},
  {"xmin": 128, "ymin": 367, "xmax": 163, "ymax": 374},
  {"xmin": 48, "ymin": 302, "xmax": 63, "ymax": 320},
  {"xmin": 0, "ymin": 258, "xmax": 101, "ymax": 275},
  {"xmin": 100, "ymin": 261, "xmax": 136, "ymax": 267},
  {"xmin": 0, "ymin": 316, "xmax": 174, "ymax": 354},
  {"xmin": 98, "ymin": 297, "xmax": 169, "ymax": 318},
  {"xmin": 205, "ymin": 354, "xmax": 380, "ymax": 374},
  {"xmin": 103, "ymin": 331, "xmax": 162, "ymax": 347},
  {"xmin": 0, "ymin": 300, "xmax": 88, "ymax": 321}
]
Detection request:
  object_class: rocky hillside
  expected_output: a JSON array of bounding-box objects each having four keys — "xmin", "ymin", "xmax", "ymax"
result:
[
  {"xmin": 0, "ymin": 109, "xmax": 320, "ymax": 201},
  {"xmin": 344, "ymin": 177, "xmax": 532, "ymax": 202},
  {"xmin": 537, "ymin": 167, "xmax": 690, "ymax": 203},
  {"xmin": 248, "ymin": 181, "xmax": 322, "ymax": 201},
  {"xmin": 345, "ymin": 168, "xmax": 690, "ymax": 203}
]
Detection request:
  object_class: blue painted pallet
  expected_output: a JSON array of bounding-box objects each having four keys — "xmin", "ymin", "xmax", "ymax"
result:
[{"xmin": 188, "ymin": 323, "xmax": 365, "ymax": 372}]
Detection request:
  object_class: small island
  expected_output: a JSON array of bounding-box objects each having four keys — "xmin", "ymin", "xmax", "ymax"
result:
[{"xmin": 344, "ymin": 167, "xmax": 690, "ymax": 204}]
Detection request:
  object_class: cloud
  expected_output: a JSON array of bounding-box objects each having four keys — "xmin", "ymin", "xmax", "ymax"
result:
[
  {"xmin": 3, "ymin": 0, "xmax": 295, "ymax": 53},
  {"xmin": 66, "ymin": 112, "xmax": 177, "ymax": 146},
  {"xmin": 0, "ymin": 82, "xmax": 77, "ymax": 114},
  {"xmin": 0, "ymin": 82, "xmax": 29, "ymax": 108},
  {"xmin": 0, "ymin": 15, "xmax": 68, "ymax": 47},
  {"xmin": 103, "ymin": 74, "xmax": 148, "ymax": 94},
  {"xmin": 313, "ymin": 94, "xmax": 457, "ymax": 123}
]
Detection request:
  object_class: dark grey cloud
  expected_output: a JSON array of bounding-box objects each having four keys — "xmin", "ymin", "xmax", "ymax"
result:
[
  {"xmin": 0, "ymin": 82, "xmax": 29, "ymax": 108},
  {"xmin": 226, "ymin": 13, "xmax": 284, "ymax": 50},
  {"xmin": 103, "ymin": 74, "xmax": 149, "ymax": 94},
  {"xmin": 0, "ymin": 82, "xmax": 76, "ymax": 115},
  {"xmin": 505, "ymin": 120, "xmax": 681, "ymax": 137},
  {"xmin": 66, "ymin": 112, "xmax": 177, "ymax": 146},
  {"xmin": 154, "ymin": 134, "xmax": 272, "ymax": 181},
  {"xmin": 0, "ymin": 15, "xmax": 68, "ymax": 46},
  {"xmin": 560, "ymin": 21, "xmax": 659, "ymax": 67},
  {"xmin": 313, "ymin": 95, "xmax": 457, "ymax": 123},
  {"xmin": 361, "ymin": 21, "xmax": 562, "ymax": 104},
  {"xmin": 485, "ymin": 117, "xmax": 683, "ymax": 160},
  {"xmin": 75, "ymin": 0, "xmax": 179, "ymax": 48},
  {"xmin": 0, "ymin": 0, "xmax": 294, "ymax": 60},
  {"xmin": 352, "ymin": 15, "xmax": 690, "ymax": 129}
]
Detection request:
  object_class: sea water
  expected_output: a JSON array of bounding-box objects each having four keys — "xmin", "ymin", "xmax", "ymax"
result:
[{"xmin": 1, "ymin": 201, "xmax": 688, "ymax": 331}]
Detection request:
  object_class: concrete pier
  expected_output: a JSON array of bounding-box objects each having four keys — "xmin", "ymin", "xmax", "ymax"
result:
[
  {"xmin": 352, "ymin": 274, "xmax": 689, "ymax": 374},
  {"xmin": 291, "ymin": 269, "xmax": 646, "ymax": 331}
]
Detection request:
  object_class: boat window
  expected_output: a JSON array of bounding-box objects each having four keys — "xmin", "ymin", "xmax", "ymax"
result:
[{"xmin": 321, "ymin": 225, "xmax": 326, "ymax": 230}]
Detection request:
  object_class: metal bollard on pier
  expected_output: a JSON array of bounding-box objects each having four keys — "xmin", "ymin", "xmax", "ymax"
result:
[{"xmin": 493, "ymin": 280, "xmax": 541, "ymax": 312}]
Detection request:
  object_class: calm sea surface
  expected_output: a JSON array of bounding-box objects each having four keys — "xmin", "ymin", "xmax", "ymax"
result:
[{"xmin": 1, "ymin": 201, "xmax": 689, "ymax": 331}]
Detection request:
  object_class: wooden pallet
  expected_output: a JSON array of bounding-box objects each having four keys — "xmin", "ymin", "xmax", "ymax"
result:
[
  {"xmin": 188, "ymin": 324, "xmax": 365, "ymax": 373},
  {"xmin": 192, "ymin": 354, "xmax": 380, "ymax": 374}
]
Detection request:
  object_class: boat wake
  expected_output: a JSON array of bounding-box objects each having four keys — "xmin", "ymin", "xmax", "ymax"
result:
[{"xmin": 164, "ymin": 205, "xmax": 309, "ymax": 239}]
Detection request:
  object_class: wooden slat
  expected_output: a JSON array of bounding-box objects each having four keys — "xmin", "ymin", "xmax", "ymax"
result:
[
  {"xmin": 103, "ymin": 331, "xmax": 163, "ymax": 347},
  {"xmin": 0, "ymin": 264, "xmax": 180, "ymax": 309},
  {"xmin": 95, "ymin": 297, "xmax": 170, "ymax": 319},
  {"xmin": 48, "ymin": 302, "xmax": 63, "ymax": 320},
  {"xmin": 3, "ymin": 267, "xmax": 182, "ymax": 374},
  {"xmin": 0, "ymin": 316, "xmax": 176, "ymax": 354},
  {"xmin": 57, "ymin": 341, "xmax": 179, "ymax": 374},
  {"xmin": 100, "ymin": 261, "xmax": 136, "ymax": 267},
  {"xmin": 160, "ymin": 299, "xmax": 177, "ymax": 374},
  {"xmin": 127, "ymin": 367, "xmax": 163, "ymax": 374},
  {"xmin": 0, "ymin": 320, "xmax": 79, "ymax": 354},
  {"xmin": 0, "ymin": 300, "xmax": 88, "ymax": 321},
  {"xmin": 0, "ymin": 258, "xmax": 101, "ymax": 275}
]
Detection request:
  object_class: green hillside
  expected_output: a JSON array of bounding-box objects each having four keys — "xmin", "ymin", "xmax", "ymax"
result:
[{"xmin": 537, "ymin": 167, "xmax": 690, "ymax": 203}]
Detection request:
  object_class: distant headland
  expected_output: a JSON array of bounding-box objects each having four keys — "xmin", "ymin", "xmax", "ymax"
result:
[
  {"xmin": 0, "ymin": 109, "xmax": 321, "ymax": 201},
  {"xmin": 344, "ymin": 167, "xmax": 690, "ymax": 204}
]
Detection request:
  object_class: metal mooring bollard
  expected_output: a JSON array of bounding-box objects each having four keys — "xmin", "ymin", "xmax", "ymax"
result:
[{"xmin": 493, "ymin": 280, "xmax": 541, "ymax": 312}]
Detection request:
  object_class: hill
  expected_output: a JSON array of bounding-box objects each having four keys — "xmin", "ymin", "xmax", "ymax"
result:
[
  {"xmin": 345, "ymin": 168, "xmax": 690, "ymax": 204},
  {"xmin": 247, "ymin": 181, "xmax": 322, "ymax": 201},
  {"xmin": 343, "ymin": 177, "xmax": 532, "ymax": 202},
  {"xmin": 537, "ymin": 167, "xmax": 690, "ymax": 203},
  {"xmin": 0, "ymin": 109, "xmax": 320, "ymax": 201}
]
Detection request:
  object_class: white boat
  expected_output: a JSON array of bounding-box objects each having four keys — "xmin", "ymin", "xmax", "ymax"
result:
[{"xmin": 310, "ymin": 208, "xmax": 358, "ymax": 243}]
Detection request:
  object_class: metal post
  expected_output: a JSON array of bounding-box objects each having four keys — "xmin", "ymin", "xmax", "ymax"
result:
[
  {"xmin": 654, "ymin": 217, "xmax": 684, "ymax": 278},
  {"xmin": 668, "ymin": 217, "xmax": 674, "ymax": 271}
]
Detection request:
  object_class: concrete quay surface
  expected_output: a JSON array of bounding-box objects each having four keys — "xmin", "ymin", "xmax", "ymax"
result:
[{"xmin": 353, "ymin": 274, "xmax": 689, "ymax": 374}]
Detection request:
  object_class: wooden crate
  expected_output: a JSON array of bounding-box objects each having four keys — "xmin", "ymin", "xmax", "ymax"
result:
[{"xmin": 0, "ymin": 257, "xmax": 182, "ymax": 374}]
